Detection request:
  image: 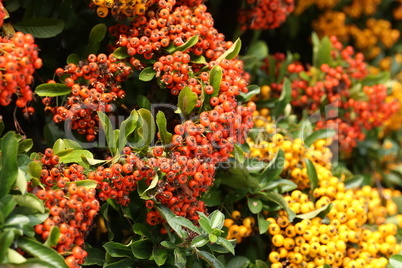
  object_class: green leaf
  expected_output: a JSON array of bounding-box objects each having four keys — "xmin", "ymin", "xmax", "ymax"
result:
[
  {"xmin": 63, "ymin": 139, "xmax": 83, "ymax": 150},
  {"xmin": 257, "ymin": 213, "xmax": 270, "ymax": 234},
  {"xmin": 6, "ymin": 248, "xmax": 27, "ymax": 264},
  {"xmin": 389, "ymin": 254, "xmax": 402, "ymax": 268},
  {"xmin": 132, "ymin": 223, "xmax": 152, "ymax": 238},
  {"xmin": 313, "ymin": 34, "xmax": 332, "ymax": 67},
  {"xmin": 87, "ymin": 23, "xmax": 107, "ymax": 55},
  {"xmin": 104, "ymin": 259, "xmax": 136, "ymax": 268},
  {"xmin": 247, "ymin": 197, "xmax": 263, "ymax": 214},
  {"xmin": 103, "ymin": 241, "xmax": 134, "ymax": 259},
  {"xmin": 171, "ymin": 216, "xmax": 200, "ymax": 234},
  {"xmin": 344, "ymin": 175, "xmax": 365, "ymax": 189},
  {"xmin": 59, "ymin": 149, "xmax": 94, "ymax": 164},
  {"xmin": 263, "ymin": 192, "xmax": 296, "ymax": 222},
  {"xmin": 304, "ymin": 129, "xmax": 336, "ymax": 147},
  {"xmin": 0, "ymin": 121, "xmax": 4, "ymax": 136},
  {"xmin": 16, "ymin": 237, "xmax": 68, "ymax": 268},
  {"xmin": 83, "ymin": 247, "xmax": 105, "ymax": 266},
  {"xmin": 245, "ymin": 40, "xmax": 268, "ymax": 60},
  {"xmin": 237, "ymin": 85, "xmax": 260, "ymax": 102},
  {"xmin": 137, "ymin": 173, "xmax": 158, "ymax": 200},
  {"xmin": 218, "ymin": 161, "xmax": 260, "ymax": 189},
  {"xmin": 169, "ymin": 35, "xmax": 199, "ymax": 52},
  {"xmin": 153, "ymin": 247, "xmax": 168, "ymax": 266},
  {"xmin": 139, "ymin": 67, "xmax": 156, "ymax": 82},
  {"xmin": 208, "ymin": 210, "xmax": 225, "ymax": 229},
  {"xmin": 233, "ymin": 144, "xmax": 245, "ymax": 164},
  {"xmin": 191, "ymin": 235, "xmax": 210, "ymax": 248},
  {"xmin": 210, "ymin": 65, "xmax": 223, "ymax": 98},
  {"xmin": 217, "ymin": 38, "xmax": 242, "ymax": 61},
  {"xmin": 259, "ymin": 149, "xmax": 285, "ymax": 190},
  {"xmin": 66, "ymin": 53, "xmax": 80, "ymax": 64},
  {"xmin": 14, "ymin": 18, "xmax": 65, "ymax": 38},
  {"xmin": 178, "ymin": 86, "xmax": 198, "ymax": 116},
  {"xmin": 225, "ymin": 256, "xmax": 250, "ymax": 268},
  {"xmin": 157, "ymin": 206, "xmax": 188, "ymax": 240},
  {"xmin": 305, "ymin": 158, "xmax": 318, "ymax": 196},
  {"xmin": 118, "ymin": 110, "xmax": 139, "ymax": 152},
  {"xmin": 13, "ymin": 193, "xmax": 45, "ymax": 213},
  {"xmin": 136, "ymin": 95, "xmax": 151, "ymax": 110},
  {"xmin": 97, "ymin": 111, "xmax": 116, "ymax": 156},
  {"xmin": 0, "ymin": 132, "xmax": 19, "ymax": 198},
  {"xmin": 174, "ymin": 248, "xmax": 187, "ymax": 268},
  {"xmin": 14, "ymin": 169, "xmax": 28, "ymax": 194},
  {"xmin": 208, "ymin": 233, "xmax": 218, "ymax": 243},
  {"xmin": 271, "ymin": 78, "xmax": 291, "ymax": 118},
  {"xmin": 18, "ymin": 139, "xmax": 33, "ymax": 153},
  {"xmin": 156, "ymin": 111, "xmax": 173, "ymax": 147},
  {"xmin": 0, "ymin": 195, "xmax": 17, "ymax": 218},
  {"xmin": 198, "ymin": 250, "xmax": 225, "ymax": 268},
  {"xmin": 130, "ymin": 239, "xmax": 152, "ymax": 259},
  {"xmin": 296, "ymin": 204, "xmax": 332, "ymax": 220},
  {"xmin": 361, "ymin": 71, "xmax": 390, "ymax": 86},
  {"xmin": 67, "ymin": 180, "xmax": 97, "ymax": 189},
  {"xmin": 0, "ymin": 231, "xmax": 15, "ymax": 264},
  {"xmin": 113, "ymin": 47, "xmax": 130, "ymax": 59},
  {"xmin": 44, "ymin": 226, "xmax": 60, "ymax": 248},
  {"xmin": 133, "ymin": 109, "xmax": 156, "ymax": 155},
  {"xmin": 216, "ymin": 237, "xmax": 235, "ymax": 255},
  {"xmin": 52, "ymin": 139, "xmax": 65, "ymax": 154},
  {"xmin": 323, "ymin": 264, "xmax": 331, "ymax": 268},
  {"xmin": 35, "ymin": 83, "xmax": 71, "ymax": 97}
]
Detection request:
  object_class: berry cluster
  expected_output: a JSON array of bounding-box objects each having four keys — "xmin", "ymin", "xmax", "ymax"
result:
[
  {"xmin": 29, "ymin": 149, "xmax": 100, "ymax": 268},
  {"xmin": 237, "ymin": 0, "xmax": 295, "ymax": 31},
  {"xmin": 265, "ymin": 36, "xmax": 399, "ymax": 152},
  {"xmin": 48, "ymin": 53, "xmax": 132, "ymax": 142},
  {"xmin": 0, "ymin": 32, "xmax": 42, "ymax": 109},
  {"xmin": 224, "ymin": 210, "xmax": 255, "ymax": 244},
  {"xmin": 91, "ymin": 0, "xmax": 155, "ymax": 18},
  {"xmin": 0, "ymin": 0, "xmax": 6, "ymax": 27}
]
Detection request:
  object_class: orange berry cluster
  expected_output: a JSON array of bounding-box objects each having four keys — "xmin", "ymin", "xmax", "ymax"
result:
[
  {"xmin": 0, "ymin": 32, "xmax": 42, "ymax": 109},
  {"xmin": 91, "ymin": 0, "xmax": 156, "ymax": 19},
  {"xmin": 224, "ymin": 210, "xmax": 255, "ymax": 244},
  {"xmin": 29, "ymin": 148, "xmax": 100, "ymax": 268},
  {"xmin": 101, "ymin": 1, "xmax": 256, "ymax": 223},
  {"xmin": 0, "ymin": 0, "xmax": 5, "ymax": 27},
  {"xmin": 268, "ymin": 36, "xmax": 399, "ymax": 152},
  {"xmin": 48, "ymin": 53, "xmax": 132, "ymax": 142},
  {"xmin": 237, "ymin": 0, "xmax": 295, "ymax": 31}
]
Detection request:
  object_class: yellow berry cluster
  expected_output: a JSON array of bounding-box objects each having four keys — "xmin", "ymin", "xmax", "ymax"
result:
[
  {"xmin": 343, "ymin": 0, "xmax": 380, "ymax": 18},
  {"xmin": 248, "ymin": 109, "xmax": 332, "ymax": 189},
  {"xmin": 312, "ymin": 11, "xmax": 349, "ymax": 42},
  {"xmin": 91, "ymin": 0, "xmax": 151, "ymax": 18},
  {"xmin": 224, "ymin": 210, "xmax": 256, "ymax": 244},
  {"xmin": 294, "ymin": 0, "xmax": 340, "ymax": 15}
]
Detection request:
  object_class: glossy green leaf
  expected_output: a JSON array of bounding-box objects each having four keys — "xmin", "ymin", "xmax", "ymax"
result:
[
  {"xmin": 35, "ymin": 83, "xmax": 71, "ymax": 97},
  {"xmin": 233, "ymin": 144, "xmax": 245, "ymax": 164},
  {"xmin": 305, "ymin": 158, "xmax": 318, "ymax": 196},
  {"xmin": 389, "ymin": 254, "xmax": 402, "ymax": 268},
  {"xmin": 83, "ymin": 247, "xmax": 105, "ymax": 266},
  {"xmin": 62, "ymin": 139, "xmax": 83, "ymax": 150},
  {"xmin": 209, "ymin": 65, "xmax": 223, "ymax": 98},
  {"xmin": 208, "ymin": 233, "xmax": 218, "ymax": 243},
  {"xmin": 156, "ymin": 111, "xmax": 173, "ymax": 147},
  {"xmin": 157, "ymin": 205, "xmax": 188, "ymax": 240},
  {"xmin": 209, "ymin": 210, "xmax": 225, "ymax": 230},
  {"xmin": 113, "ymin": 47, "xmax": 130, "ymax": 59},
  {"xmin": 87, "ymin": 23, "xmax": 107, "ymax": 54},
  {"xmin": 104, "ymin": 259, "xmax": 136, "ymax": 268},
  {"xmin": 67, "ymin": 179, "xmax": 97, "ymax": 189},
  {"xmin": 259, "ymin": 149, "xmax": 285, "ymax": 190},
  {"xmin": 312, "ymin": 33, "xmax": 332, "ymax": 67},
  {"xmin": 0, "ymin": 132, "xmax": 19, "ymax": 198},
  {"xmin": 153, "ymin": 247, "xmax": 168, "ymax": 266},
  {"xmin": 6, "ymin": 248, "xmax": 27, "ymax": 264},
  {"xmin": 304, "ymin": 129, "xmax": 336, "ymax": 147},
  {"xmin": 361, "ymin": 71, "xmax": 390, "ymax": 87},
  {"xmin": 14, "ymin": 18, "xmax": 65, "ymax": 38},
  {"xmin": 0, "ymin": 195, "xmax": 17, "ymax": 218},
  {"xmin": 98, "ymin": 111, "xmax": 116, "ymax": 155},
  {"xmin": 13, "ymin": 193, "xmax": 45, "ymax": 213},
  {"xmin": 257, "ymin": 213, "xmax": 270, "ymax": 234},
  {"xmin": 135, "ymin": 109, "xmax": 156, "ymax": 155},
  {"xmin": 171, "ymin": 216, "xmax": 200, "ymax": 234},
  {"xmin": 118, "ymin": 110, "xmax": 139, "ymax": 152},
  {"xmin": 18, "ymin": 139, "xmax": 33, "ymax": 153},
  {"xmin": 15, "ymin": 169, "xmax": 28, "ymax": 194},
  {"xmin": 197, "ymin": 212, "xmax": 212, "ymax": 233},
  {"xmin": 52, "ymin": 139, "xmax": 65, "ymax": 154},
  {"xmin": 44, "ymin": 226, "xmax": 60, "ymax": 248},
  {"xmin": 16, "ymin": 237, "xmax": 68, "ymax": 268},
  {"xmin": 138, "ymin": 173, "xmax": 158, "ymax": 200},
  {"xmin": 130, "ymin": 239, "xmax": 152, "ymax": 259},
  {"xmin": 226, "ymin": 256, "xmax": 250, "ymax": 268},
  {"xmin": 271, "ymin": 78, "xmax": 291, "ymax": 118},
  {"xmin": 198, "ymin": 250, "xmax": 225, "ymax": 268},
  {"xmin": 237, "ymin": 85, "xmax": 260, "ymax": 102},
  {"xmin": 191, "ymin": 235, "xmax": 209, "ymax": 248},
  {"xmin": 136, "ymin": 95, "xmax": 151, "ymax": 110},
  {"xmin": 344, "ymin": 175, "xmax": 365, "ymax": 189},
  {"xmin": 323, "ymin": 264, "xmax": 331, "ymax": 268},
  {"xmin": 263, "ymin": 192, "xmax": 296, "ymax": 222},
  {"xmin": 59, "ymin": 149, "xmax": 93, "ymax": 164},
  {"xmin": 66, "ymin": 53, "xmax": 79, "ymax": 64},
  {"xmin": 139, "ymin": 67, "xmax": 156, "ymax": 81},
  {"xmin": 247, "ymin": 197, "xmax": 263, "ymax": 214},
  {"xmin": 216, "ymin": 237, "xmax": 235, "ymax": 255},
  {"xmin": 103, "ymin": 241, "xmax": 134, "ymax": 259},
  {"xmin": 174, "ymin": 248, "xmax": 187, "ymax": 268},
  {"xmin": 178, "ymin": 86, "xmax": 198, "ymax": 116},
  {"xmin": 170, "ymin": 35, "xmax": 199, "ymax": 52},
  {"xmin": 0, "ymin": 231, "xmax": 15, "ymax": 264},
  {"xmin": 296, "ymin": 204, "xmax": 332, "ymax": 220},
  {"xmin": 217, "ymin": 38, "xmax": 241, "ymax": 61},
  {"xmin": 245, "ymin": 40, "xmax": 268, "ymax": 60}
]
